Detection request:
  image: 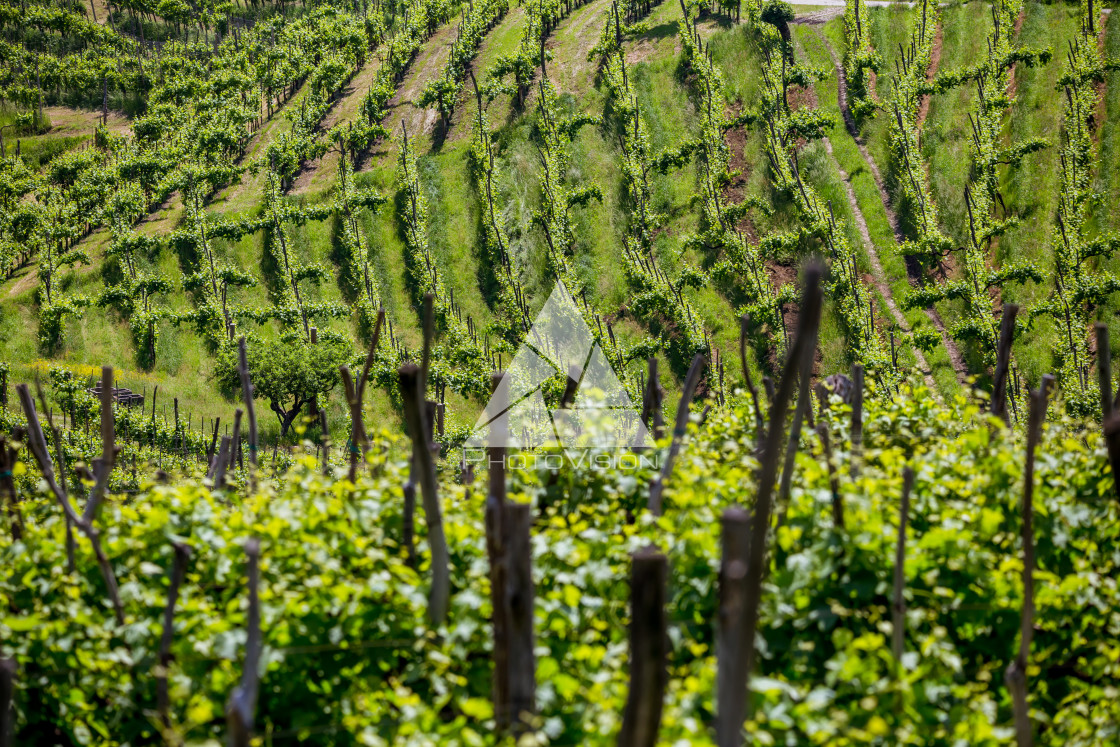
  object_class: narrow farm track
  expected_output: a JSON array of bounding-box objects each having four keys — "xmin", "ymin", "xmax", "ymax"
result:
[
  {"xmin": 545, "ymin": 0, "xmax": 615, "ymax": 93},
  {"xmin": 820, "ymin": 137, "xmax": 939, "ymax": 393},
  {"xmin": 291, "ymin": 55, "xmax": 385, "ymax": 195},
  {"xmin": 915, "ymin": 19, "xmax": 943, "ymax": 134},
  {"xmin": 443, "ymin": 5, "xmax": 527, "ymax": 140},
  {"xmin": 384, "ymin": 19, "xmax": 463, "ymax": 143},
  {"xmin": 814, "ymin": 27, "xmax": 968, "ymax": 384}
]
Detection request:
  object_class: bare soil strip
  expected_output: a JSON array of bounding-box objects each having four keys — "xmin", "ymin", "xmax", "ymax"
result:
[{"xmin": 812, "ymin": 25, "xmax": 967, "ymax": 386}]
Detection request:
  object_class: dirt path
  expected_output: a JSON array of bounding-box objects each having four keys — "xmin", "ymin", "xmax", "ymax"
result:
[
  {"xmin": 210, "ymin": 82, "xmax": 309, "ymax": 211},
  {"xmin": 385, "ymin": 21, "xmax": 463, "ymax": 142},
  {"xmin": 813, "ymin": 27, "xmax": 967, "ymax": 387},
  {"xmin": 915, "ymin": 20, "xmax": 943, "ymax": 135},
  {"xmin": 291, "ymin": 55, "xmax": 385, "ymax": 195},
  {"xmin": 1005, "ymin": 7, "xmax": 1027, "ymax": 100}
]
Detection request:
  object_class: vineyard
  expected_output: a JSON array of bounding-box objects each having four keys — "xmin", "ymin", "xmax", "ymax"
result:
[{"xmin": 1, "ymin": 0, "xmax": 1120, "ymax": 744}]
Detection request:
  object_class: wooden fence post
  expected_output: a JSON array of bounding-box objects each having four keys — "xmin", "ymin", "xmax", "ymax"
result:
[
  {"xmin": 238, "ymin": 338, "xmax": 258, "ymax": 484},
  {"xmin": 648, "ymin": 354, "xmax": 706, "ymax": 515},
  {"xmin": 892, "ymin": 467, "xmax": 914, "ymax": 668},
  {"xmin": 399, "ymin": 363, "xmax": 450, "ymax": 625},
  {"xmin": 157, "ymin": 543, "xmax": 191, "ymax": 738},
  {"xmin": 1005, "ymin": 374, "xmax": 1052, "ymax": 747},
  {"xmin": 0, "ymin": 657, "xmax": 13, "ymax": 747},
  {"xmin": 717, "ymin": 508, "xmax": 750, "ymax": 747},
  {"xmin": 486, "ymin": 372, "xmax": 510, "ymax": 730},
  {"xmin": 1097, "ymin": 323, "xmax": 1112, "ymax": 422},
  {"xmin": 817, "ymin": 422, "xmax": 842, "ymax": 529},
  {"xmin": 17, "ymin": 380, "xmax": 125, "ymax": 625},
  {"xmin": 992, "ymin": 304, "xmax": 1019, "ymax": 424},
  {"xmin": 1105, "ymin": 414, "xmax": 1120, "ymax": 501},
  {"xmin": 619, "ymin": 547, "xmax": 668, "ymax": 747},
  {"xmin": 0, "ymin": 438, "xmax": 21, "ymax": 541},
  {"xmin": 85, "ymin": 367, "xmax": 117, "ymax": 524},
  {"xmin": 743, "ymin": 264, "xmax": 823, "ymax": 693},
  {"xmin": 738, "ymin": 315, "xmax": 765, "ymax": 447},
  {"xmin": 641, "ymin": 356, "xmax": 665, "ymax": 440},
  {"xmin": 227, "ymin": 539, "xmax": 262, "ymax": 747},
  {"xmin": 850, "ymin": 363, "xmax": 864, "ymax": 477},
  {"xmin": 504, "ymin": 502, "xmax": 535, "ymax": 736}
]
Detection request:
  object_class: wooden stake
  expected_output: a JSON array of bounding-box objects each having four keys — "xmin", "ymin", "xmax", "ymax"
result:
[
  {"xmin": 1005, "ymin": 375, "xmax": 1052, "ymax": 747},
  {"xmin": 641, "ymin": 356, "xmax": 665, "ymax": 440},
  {"xmin": 738, "ymin": 315, "xmax": 765, "ymax": 447},
  {"xmin": 0, "ymin": 438, "xmax": 22, "ymax": 541},
  {"xmin": 226, "ymin": 538, "xmax": 262, "ymax": 747},
  {"xmin": 619, "ymin": 547, "xmax": 669, "ymax": 747},
  {"xmin": 1097, "ymin": 323, "xmax": 1112, "ymax": 422},
  {"xmin": 717, "ymin": 508, "xmax": 750, "ymax": 747},
  {"xmin": 850, "ymin": 363, "xmax": 864, "ymax": 476},
  {"xmin": 486, "ymin": 375, "xmax": 510, "ymax": 730},
  {"xmin": 504, "ymin": 502, "xmax": 536, "ymax": 736},
  {"xmin": 17, "ymin": 382, "xmax": 125, "ymax": 625},
  {"xmin": 648, "ymin": 354, "xmax": 706, "ymax": 515},
  {"xmin": 992, "ymin": 304, "xmax": 1019, "ymax": 424},
  {"xmin": 238, "ymin": 338, "xmax": 258, "ymax": 483},
  {"xmin": 157, "ymin": 543, "xmax": 191, "ymax": 739},
  {"xmin": 892, "ymin": 467, "xmax": 914, "ymax": 667},
  {"xmin": 399, "ymin": 364, "xmax": 450, "ymax": 625},
  {"xmin": 817, "ymin": 422, "xmax": 842, "ymax": 529},
  {"xmin": 0, "ymin": 657, "xmax": 13, "ymax": 747},
  {"xmin": 743, "ymin": 264, "xmax": 823, "ymax": 694}
]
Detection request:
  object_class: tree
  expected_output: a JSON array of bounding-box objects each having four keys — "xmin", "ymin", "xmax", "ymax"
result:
[
  {"xmin": 762, "ymin": 0, "xmax": 795, "ymax": 62},
  {"xmin": 216, "ymin": 333, "xmax": 353, "ymax": 437}
]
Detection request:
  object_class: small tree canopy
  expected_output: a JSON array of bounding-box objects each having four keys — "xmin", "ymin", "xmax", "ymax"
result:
[
  {"xmin": 761, "ymin": 0, "xmax": 795, "ymax": 25},
  {"xmin": 216, "ymin": 332, "xmax": 353, "ymax": 437}
]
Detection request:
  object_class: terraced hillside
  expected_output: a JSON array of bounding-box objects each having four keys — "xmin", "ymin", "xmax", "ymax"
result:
[{"xmin": 3, "ymin": 1, "xmax": 1120, "ymax": 745}]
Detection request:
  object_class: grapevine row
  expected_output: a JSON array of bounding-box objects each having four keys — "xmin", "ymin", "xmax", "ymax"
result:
[
  {"xmin": 902, "ymin": 0, "xmax": 1048, "ymax": 367},
  {"xmin": 598, "ymin": 1, "xmax": 709, "ymax": 374}
]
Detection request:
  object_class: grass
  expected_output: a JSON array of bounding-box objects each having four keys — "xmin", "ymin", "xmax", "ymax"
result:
[
  {"xmin": 1000, "ymin": 2, "xmax": 1081, "ymax": 387},
  {"xmin": 796, "ymin": 22, "xmax": 956, "ymax": 394},
  {"xmin": 1094, "ymin": 10, "xmax": 1120, "ymax": 363}
]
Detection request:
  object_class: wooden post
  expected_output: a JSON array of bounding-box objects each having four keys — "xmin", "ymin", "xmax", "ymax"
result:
[
  {"xmin": 211, "ymin": 436, "xmax": 232, "ymax": 486},
  {"xmin": 238, "ymin": 338, "xmax": 258, "ymax": 483},
  {"xmin": 398, "ymin": 364, "xmax": 450, "ymax": 625},
  {"xmin": 743, "ymin": 264, "xmax": 823, "ymax": 691},
  {"xmin": 309, "ymin": 327, "xmax": 319, "ymax": 417},
  {"xmin": 0, "ymin": 657, "xmax": 13, "ymax": 747},
  {"xmin": 0, "ymin": 438, "xmax": 21, "ymax": 541},
  {"xmin": 641, "ymin": 356, "xmax": 665, "ymax": 440},
  {"xmin": 1005, "ymin": 375, "xmax": 1051, "ymax": 747},
  {"xmin": 892, "ymin": 467, "xmax": 914, "ymax": 669},
  {"xmin": 717, "ymin": 508, "xmax": 750, "ymax": 747},
  {"xmin": 486, "ymin": 372, "xmax": 510, "ymax": 729},
  {"xmin": 207, "ymin": 417, "xmax": 221, "ymax": 467},
  {"xmin": 992, "ymin": 304, "xmax": 1019, "ymax": 424},
  {"xmin": 504, "ymin": 502, "xmax": 535, "ymax": 736},
  {"xmin": 619, "ymin": 547, "xmax": 668, "ymax": 747},
  {"xmin": 817, "ymin": 422, "xmax": 842, "ymax": 529},
  {"xmin": 850, "ymin": 363, "xmax": 864, "ymax": 477},
  {"xmin": 1097, "ymin": 323, "xmax": 1112, "ymax": 422},
  {"xmin": 86, "ymin": 367, "xmax": 117, "ymax": 524},
  {"xmin": 1105, "ymin": 413, "xmax": 1120, "ymax": 501},
  {"xmin": 339, "ymin": 365, "xmax": 367, "ymax": 482},
  {"xmin": 648, "ymin": 354, "xmax": 706, "ymax": 515},
  {"xmin": 226, "ymin": 539, "xmax": 262, "ymax": 747},
  {"xmin": 17, "ymin": 381, "xmax": 125, "ymax": 625},
  {"xmin": 157, "ymin": 543, "xmax": 191, "ymax": 737},
  {"xmin": 738, "ymin": 315, "xmax": 765, "ymax": 446}
]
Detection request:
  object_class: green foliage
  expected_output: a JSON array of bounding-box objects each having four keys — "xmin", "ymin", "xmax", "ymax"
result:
[
  {"xmin": 215, "ymin": 331, "xmax": 351, "ymax": 435},
  {"xmin": 3, "ymin": 384, "xmax": 1119, "ymax": 744}
]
